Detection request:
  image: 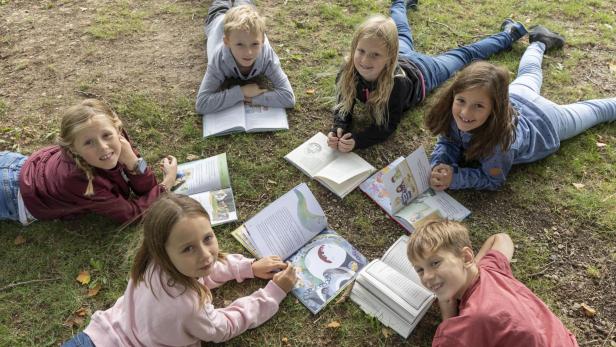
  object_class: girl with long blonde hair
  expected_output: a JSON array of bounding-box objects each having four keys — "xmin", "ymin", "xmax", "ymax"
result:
[{"xmin": 328, "ymin": 0, "xmax": 527, "ymax": 152}]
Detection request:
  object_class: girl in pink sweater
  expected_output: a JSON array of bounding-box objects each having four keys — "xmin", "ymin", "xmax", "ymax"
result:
[{"xmin": 62, "ymin": 194, "xmax": 298, "ymax": 347}]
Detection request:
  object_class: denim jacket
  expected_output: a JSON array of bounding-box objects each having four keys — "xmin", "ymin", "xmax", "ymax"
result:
[{"xmin": 430, "ymin": 95, "xmax": 560, "ymax": 190}]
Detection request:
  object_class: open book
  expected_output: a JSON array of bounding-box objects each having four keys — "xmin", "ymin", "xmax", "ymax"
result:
[
  {"xmin": 359, "ymin": 146, "xmax": 470, "ymax": 233},
  {"xmin": 231, "ymin": 183, "xmax": 367, "ymax": 314},
  {"xmin": 351, "ymin": 235, "xmax": 435, "ymax": 338},
  {"xmin": 172, "ymin": 153, "xmax": 237, "ymax": 226},
  {"xmin": 202, "ymin": 101, "xmax": 288, "ymax": 137},
  {"xmin": 284, "ymin": 132, "xmax": 376, "ymax": 199}
]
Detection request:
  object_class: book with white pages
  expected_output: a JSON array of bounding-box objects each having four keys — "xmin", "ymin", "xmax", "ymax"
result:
[
  {"xmin": 202, "ymin": 101, "xmax": 288, "ymax": 138},
  {"xmin": 351, "ymin": 235, "xmax": 435, "ymax": 338},
  {"xmin": 172, "ymin": 153, "xmax": 237, "ymax": 226},
  {"xmin": 359, "ymin": 146, "xmax": 470, "ymax": 232},
  {"xmin": 231, "ymin": 183, "xmax": 368, "ymax": 314},
  {"xmin": 284, "ymin": 132, "xmax": 376, "ymax": 199}
]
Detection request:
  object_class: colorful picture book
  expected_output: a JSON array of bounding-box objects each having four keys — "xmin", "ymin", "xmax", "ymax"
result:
[
  {"xmin": 351, "ymin": 235, "xmax": 435, "ymax": 338},
  {"xmin": 172, "ymin": 153, "xmax": 237, "ymax": 226},
  {"xmin": 202, "ymin": 101, "xmax": 288, "ymax": 137},
  {"xmin": 231, "ymin": 183, "xmax": 367, "ymax": 314},
  {"xmin": 359, "ymin": 146, "xmax": 470, "ymax": 233},
  {"xmin": 284, "ymin": 132, "xmax": 376, "ymax": 199}
]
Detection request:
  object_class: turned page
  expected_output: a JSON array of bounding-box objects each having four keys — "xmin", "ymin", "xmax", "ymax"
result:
[
  {"xmin": 284, "ymin": 132, "xmax": 339, "ymax": 177},
  {"xmin": 245, "ymin": 183, "xmax": 327, "ymax": 259},
  {"xmin": 174, "ymin": 154, "xmax": 230, "ymax": 196}
]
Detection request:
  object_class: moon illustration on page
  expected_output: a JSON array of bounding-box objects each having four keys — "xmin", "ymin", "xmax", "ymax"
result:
[{"xmin": 305, "ymin": 243, "xmax": 346, "ymax": 281}]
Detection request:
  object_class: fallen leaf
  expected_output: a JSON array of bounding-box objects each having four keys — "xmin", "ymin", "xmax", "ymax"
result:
[
  {"xmin": 64, "ymin": 307, "xmax": 90, "ymax": 328},
  {"xmin": 267, "ymin": 179, "xmax": 277, "ymax": 185},
  {"xmin": 281, "ymin": 337, "xmax": 289, "ymax": 344},
  {"xmin": 305, "ymin": 88, "xmax": 316, "ymax": 95},
  {"xmin": 14, "ymin": 235, "xmax": 26, "ymax": 245},
  {"xmin": 596, "ymin": 142, "xmax": 607, "ymax": 148},
  {"xmin": 223, "ymin": 299, "xmax": 232, "ymax": 307},
  {"xmin": 382, "ymin": 327, "xmax": 392, "ymax": 338},
  {"xmin": 75, "ymin": 307, "xmax": 88, "ymax": 317},
  {"xmin": 580, "ymin": 303, "xmax": 597, "ymax": 317},
  {"xmin": 186, "ymin": 154, "xmax": 200, "ymax": 161},
  {"xmin": 76, "ymin": 271, "xmax": 91, "ymax": 285},
  {"xmin": 86, "ymin": 283, "xmax": 102, "ymax": 298},
  {"xmin": 572, "ymin": 183, "xmax": 585, "ymax": 190},
  {"xmin": 609, "ymin": 63, "xmax": 616, "ymax": 74},
  {"xmin": 326, "ymin": 320, "xmax": 341, "ymax": 329}
]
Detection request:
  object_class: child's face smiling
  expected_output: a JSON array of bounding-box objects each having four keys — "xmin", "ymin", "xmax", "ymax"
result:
[
  {"xmin": 165, "ymin": 215, "xmax": 219, "ymax": 278},
  {"xmin": 224, "ymin": 29, "xmax": 263, "ymax": 70},
  {"xmin": 452, "ymin": 87, "xmax": 493, "ymax": 132},
  {"xmin": 71, "ymin": 114, "xmax": 122, "ymax": 170},
  {"xmin": 353, "ymin": 36, "xmax": 389, "ymax": 82},
  {"xmin": 412, "ymin": 248, "xmax": 474, "ymax": 300}
]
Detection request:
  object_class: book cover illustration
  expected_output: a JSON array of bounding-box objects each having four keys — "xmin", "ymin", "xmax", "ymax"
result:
[{"xmin": 288, "ymin": 229, "xmax": 368, "ymax": 314}]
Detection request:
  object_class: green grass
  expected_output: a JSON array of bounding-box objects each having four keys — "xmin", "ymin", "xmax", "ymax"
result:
[
  {"xmin": 1, "ymin": 0, "xmax": 616, "ymax": 346},
  {"xmin": 86, "ymin": 1, "xmax": 147, "ymax": 40}
]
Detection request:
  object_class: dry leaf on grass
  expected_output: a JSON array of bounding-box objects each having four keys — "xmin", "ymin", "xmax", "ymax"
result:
[
  {"xmin": 609, "ymin": 63, "xmax": 616, "ymax": 75},
  {"xmin": 14, "ymin": 235, "xmax": 26, "ymax": 245},
  {"xmin": 580, "ymin": 303, "xmax": 597, "ymax": 317},
  {"xmin": 326, "ymin": 320, "xmax": 341, "ymax": 329},
  {"xmin": 305, "ymin": 89, "xmax": 316, "ymax": 95},
  {"xmin": 186, "ymin": 154, "xmax": 200, "ymax": 161},
  {"xmin": 76, "ymin": 271, "xmax": 90, "ymax": 285},
  {"xmin": 86, "ymin": 283, "xmax": 102, "ymax": 298},
  {"xmin": 64, "ymin": 307, "xmax": 90, "ymax": 328},
  {"xmin": 382, "ymin": 327, "xmax": 392, "ymax": 338},
  {"xmin": 596, "ymin": 142, "xmax": 607, "ymax": 148},
  {"xmin": 572, "ymin": 183, "xmax": 585, "ymax": 190}
]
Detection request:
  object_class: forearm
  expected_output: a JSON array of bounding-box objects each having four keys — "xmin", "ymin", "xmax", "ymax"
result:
[
  {"xmin": 196, "ymin": 85, "xmax": 244, "ymax": 114},
  {"xmin": 203, "ymin": 254, "xmax": 254, "ymax": 289}
]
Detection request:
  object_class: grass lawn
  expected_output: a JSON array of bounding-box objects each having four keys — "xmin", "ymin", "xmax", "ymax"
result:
[{"xmin": 1, "ymin": 0, "xmax": 615, "ymax": 346}]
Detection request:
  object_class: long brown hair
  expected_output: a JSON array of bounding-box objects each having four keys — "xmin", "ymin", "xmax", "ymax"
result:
[
  {"xmin": 334, "ymin": 15, "xmax": 399, "ymax": 127},
  {"xmin": 425, "ymin": 61, "xmax": 516, "ymax": 160},
  {"xmin": 130, "ymin": 194, "xmax": 224, "ymax": 308},
  {"xmin": 57, "ymin": 99, "xmax": 123, "ymax": 196}
]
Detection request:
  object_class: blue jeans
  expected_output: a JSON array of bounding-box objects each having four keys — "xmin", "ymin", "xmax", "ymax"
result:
[
  {"xmin": 391, "ymin": 0, "xmax": 515, "ymax": 92},
  {"xmin": 509, "ymin": 42, "xmax": 616, "ymax": 140},
  {"xmin": 205, "ymin": 0, "xmax": 255, "ymax": 60},
  {"xmin": 61, "ymin": 332, "xmax": 96, "ymax": 347},
  {"xmin": 0, "ymin": 151, "xmax": 27, "ymax": 221}
]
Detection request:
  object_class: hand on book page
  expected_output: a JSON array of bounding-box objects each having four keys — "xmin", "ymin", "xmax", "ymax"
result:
[
  {"xmin": 252, "ymin": 256, "xmax": 287, "ymax": 279},
  {"xmin": 273, "ymin": 262, "xmax": 298, "ymax": 293}
]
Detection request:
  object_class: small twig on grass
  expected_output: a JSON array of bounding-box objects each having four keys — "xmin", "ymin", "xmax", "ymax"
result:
[
  {"xmin": 601, "ymin": 323, "xmax": 615, "ymax": 347},
  {"xmin": 74, "ymin": 90, "xmax": 103, "ymax": 99},
  {"xmin": 528, "ymin": 260, "xmax": 556, "ymax": 278},
  {"xmin": 0, "ymin": 277, "xmax": 61, "ymax": 292}
]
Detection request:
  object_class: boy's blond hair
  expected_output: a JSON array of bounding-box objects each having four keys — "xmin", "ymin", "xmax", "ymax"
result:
[
  {"xmin": 407, "ymin": 220, "xmax": 472, "ymax": 263},
  {"xmin": 223, "ymin": 5, "xmax": 265, "ymax": 38}
]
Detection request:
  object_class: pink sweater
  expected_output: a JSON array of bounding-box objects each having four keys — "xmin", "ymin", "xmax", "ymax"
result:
[{"xmin": 84, "ymin": 254, "xmax": 287, "ymax": 346}]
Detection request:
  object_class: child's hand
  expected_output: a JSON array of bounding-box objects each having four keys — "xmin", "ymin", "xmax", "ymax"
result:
[
  {"xmin": 272, "ymin": 262, "xmax": 298, "ymax": 293},
  {"xmin": 338, "ymin": 133, "xmax": 355, "ymax": 152},
  {"xmin": 118, "ymin": 136, "xmax": 139, "ymax": 168},
  {"xmin": 252, "ymin": 256, "xmax": 287, "ymax": 280},
  {"xmin": 241, "ymin": 83, "xmax": 267, "ymax": 98},
  {"xmin": 160, "ymin": 155, "xmax": 178, "ymax": 188},
  {"xmin": 327, "ymin": 131, "xmax": 340, "ymax": 149},
  {"xmin": 430, "ymin": 164, "xmax": 453, "ymax": 191}
]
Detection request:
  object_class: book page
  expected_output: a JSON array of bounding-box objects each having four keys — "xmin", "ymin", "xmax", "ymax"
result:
[
  {"xmin": 231, "ymin": 226, "xmax": 258, "ymax": 257},
  {"xmin": 364, "ymin": 260, "xmax": 433, "ymax": 311},
  {"xmin": 404, "ymin": 146, "xmax": 431, "ymax": 194},
  {"xmin": 203, "ymin": 102, "xmax": 246, "ymax": 137},
  {"xmin": 317, "ymin": 170, "xmax": 372, "ymax": 199},
  {"xmin": 190, "ymin": 188, "xmax": 237, "ymax": 226},
  {"xmin": 245, "ymin": 183, "xmax": 327, "ymax": 259},
  {"xmin": 287, "ymin": 229, "xmax": 367, "ymax": 314},
  {"xmin": 358, "ymin": 157, "xmax": 405, "ymax": 214},
  {"xmin": 244, "ymin": 104, "xmax": 289, "ymax": 131},
  {"xmin": 284, "ymin": 132, "xmax": 338, "ymax": 178},
  {"xmin": 173, "ymin": 154, "xmax": 230, "ymax": 195},
  {"xmin": 351, "ymin": 283, "xmax": 413, "ymax": 338},
  {"xmin": 381, "ymin": 235, "xmax": 421, "ymax": 284},
  {"xmin": 394, "ymin": 189, "xmax": 471, "ymax": 231},
  {"xmin": 316, "ymin": 152, "xmax": 375, "ymax": 185}
]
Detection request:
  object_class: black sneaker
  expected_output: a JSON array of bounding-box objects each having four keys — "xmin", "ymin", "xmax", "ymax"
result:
[
  {"xmin": 406, "ymin": 0, "xmax": 418, "ymax": 10},
  {"xmin": 529, "ymin": 25, "xmax": 565, "ymax": 51},
  {"xmin": 500, "ymin": 19, "xmax": 528, "ymax": 41}
]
